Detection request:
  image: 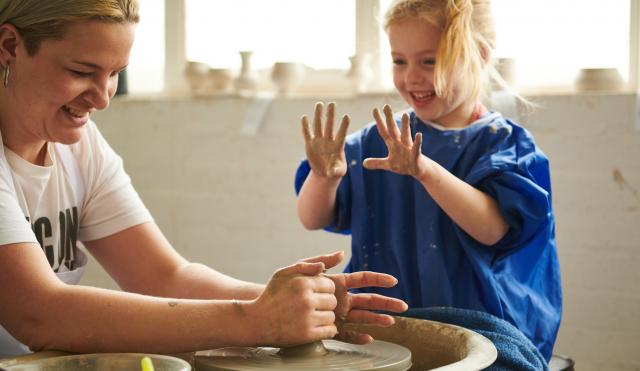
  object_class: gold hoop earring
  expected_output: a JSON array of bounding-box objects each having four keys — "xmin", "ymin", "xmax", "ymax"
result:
[{"xmin": 3, "ymin": 66, "xmax": 9, "ymax": 88}]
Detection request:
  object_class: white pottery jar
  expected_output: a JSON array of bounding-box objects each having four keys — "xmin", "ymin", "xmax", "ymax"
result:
[
  {"xmin": 184, "ymin": 61, "xmax": 209, "ymax": 96},
  {"xmin": 234, "ymin": 51, "xmax": 259, "ymax": 93},
  {"xmin": 574, "ymin": 68, "xmax": 624, "ymax": 92},
  {"xmin": 347, "ymin": 53, "xmax": 373, "ymax": 94},
  {"xmin": 271, "ymin": 62, "xmax": 305, "ymax": 95},
  {"xmin": 208, "ymin": 68, "xmax": 234, "ymax": 93}
]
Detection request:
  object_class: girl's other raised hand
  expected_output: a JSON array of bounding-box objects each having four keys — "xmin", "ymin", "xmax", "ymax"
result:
[
  {"xmin": 363, "ymin": 105, "xmax": 430, "ymax": 181},
  {"xmin": 301, "ymin": 102, "xmax": 350, "ymax": 179}
]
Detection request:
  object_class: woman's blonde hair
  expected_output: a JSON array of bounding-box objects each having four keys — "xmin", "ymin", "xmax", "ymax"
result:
[
  {"xmin": 384, "ymin": 0, "xmax": 497, "ymax": 103},
  {"xmin": 0, "ymin": 0, "xmax": 139, "ymax": 55}
]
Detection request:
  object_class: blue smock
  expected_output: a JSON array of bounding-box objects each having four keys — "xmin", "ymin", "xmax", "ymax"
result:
[{"xmin": 294, "ymin": 111, "xmax": 562, "ymax": 361}]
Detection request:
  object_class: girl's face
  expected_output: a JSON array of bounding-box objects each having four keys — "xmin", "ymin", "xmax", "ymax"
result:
[
  {"xmin": 6, "ymin": 20, "xmax": 134, "ymax": 147},
  {"xmin": 388, "ymin": 17, "xmax": 474, "ymax": 128}
]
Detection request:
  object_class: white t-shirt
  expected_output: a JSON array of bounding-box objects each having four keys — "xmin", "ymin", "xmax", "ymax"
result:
[{"xmin": 0, "ymin": 120, "xmax": 152, "ymax": 356}]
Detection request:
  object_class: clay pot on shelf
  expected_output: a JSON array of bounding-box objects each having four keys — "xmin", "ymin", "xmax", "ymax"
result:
[
  {"xmin": 208, "ymin": 68, "xmax": 234, "ymax": 93},
  {"xmin": 271, "ymin": 62, "xmax": 305, "ymax": 96},
  {"xmin": 574, "ymin": 67, "xmax": 625, "ymax": 92},
  {"xmin": 234, "ymin": 51, "xmax": 259, "ymax": 93},
  {"xmin": 346, "ymin": 53, "xmax": 373, "ymax": 94},
  {"xmin": 184, "ymin": 61, "xmax": 210, "ymax": 96}
]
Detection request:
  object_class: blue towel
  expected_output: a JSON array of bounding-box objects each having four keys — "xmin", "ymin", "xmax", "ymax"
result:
[{"xmin": 401, "ymin": 307, "xmax": 549, "ymax": 371}]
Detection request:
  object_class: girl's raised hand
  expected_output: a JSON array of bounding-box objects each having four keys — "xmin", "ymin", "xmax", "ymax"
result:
[
  {"xmin": 363, "ymin": 105, "xmax": 427, "ymax": 179},
  {"xmin": 301, "ymin": 102, "xmax": 350, "ymax": 179}
]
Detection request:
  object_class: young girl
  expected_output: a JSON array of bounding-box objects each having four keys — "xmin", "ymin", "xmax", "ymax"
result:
[{"xmin": 295, "ymin": 0, "xmax": 561, "ymax": 361}]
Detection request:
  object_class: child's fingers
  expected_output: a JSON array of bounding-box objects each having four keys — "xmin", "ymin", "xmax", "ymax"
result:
[
  {"xmin": 383, "ymin": 105, "xmax": 400, "ymax": 139},
  {"xmin": 372, "ymin": 108, "xmax": 390, "ymax": 141},
  {"xmin": 313, "ymin": 102, "xmax": 324, "ymax": 138},
  {"xmin": 301, "ymin": 115, "xmax": 312, "ymax": 142},
  {"xmin": 324, "ymin": 102, "xmax": 336, "ymax": 139},
  {"xmin": 336, "ymin": 115, "xmax": 350, "ymax": 149},
  {"xmin": 412, "ymin": 132, "xmax": 423, "ymax": 161},
  {"xmin": 341, "ymin": 271, "xmax": 398, "ymax": 289},
  {"xmin": 400, "ymin": 113, "xmax": 411, "ymax": 145},
  {"xmin": 362, "ymin": 157, "xmax": 389, "ymax": 171}
]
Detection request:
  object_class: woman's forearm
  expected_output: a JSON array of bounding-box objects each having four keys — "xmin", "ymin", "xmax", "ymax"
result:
[{"xmin": 13, "ymin": 284, "xmax": 258, "ymax": 354}]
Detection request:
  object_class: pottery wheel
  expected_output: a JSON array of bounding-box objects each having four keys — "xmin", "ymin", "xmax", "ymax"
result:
[{"xmin": 194, "ymin": 340, "xmax": 412, "ymax": 371}]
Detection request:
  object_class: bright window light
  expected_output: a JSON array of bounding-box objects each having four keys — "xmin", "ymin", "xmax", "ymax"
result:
[
  {"xmin": 491, "ymin": 0, "xmax": 629, "ymax": 89},
  {"xmin": 378, "ymin": 0, "xmax": 630, "ymax": 90},
  {"xmin": 127, "ymin": 0, "xmax": 165, "ymax": 93},
  {"xmin": 185, "ymin": 0, "xmax": 356, "ymax": 70}
]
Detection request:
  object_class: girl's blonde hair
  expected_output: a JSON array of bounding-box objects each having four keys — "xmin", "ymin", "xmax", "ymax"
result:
[
  {"xmin": 384, "ymin": 0, "xmax": 497, "ymax": 103},
  {"xmin": 0, "ymin": 0, "xmax": 139, "ymax": 55}
]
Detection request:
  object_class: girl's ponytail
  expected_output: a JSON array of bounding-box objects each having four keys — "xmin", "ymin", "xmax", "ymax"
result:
[{"xmin": 436, "ymin": 0, "xmax": 483, "ymax": 103}]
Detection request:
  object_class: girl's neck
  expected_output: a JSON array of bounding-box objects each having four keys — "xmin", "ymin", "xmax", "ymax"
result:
[{"xmin": 430, "ymin": 101, "xmax": 487, "ymax": 129}]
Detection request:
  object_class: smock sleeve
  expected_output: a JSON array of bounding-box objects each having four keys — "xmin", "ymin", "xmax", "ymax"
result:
[
  {"xmin": 294, "ymin": 159, "xmax": 352, "ymax": 234},
  {"xmin": 464, "ymin": 127, "xmax": 553, "ymax": 251}
]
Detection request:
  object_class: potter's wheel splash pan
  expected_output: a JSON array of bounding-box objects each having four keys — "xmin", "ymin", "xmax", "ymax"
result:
[{"xmin": 194, "ymin": 339, "xmax": 412, "ymax": 371}]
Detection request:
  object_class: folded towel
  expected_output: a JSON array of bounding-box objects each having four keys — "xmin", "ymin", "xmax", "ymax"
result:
[{"xmin": 401, "ymin": 307, "xmax": 549, "ymax": 371}]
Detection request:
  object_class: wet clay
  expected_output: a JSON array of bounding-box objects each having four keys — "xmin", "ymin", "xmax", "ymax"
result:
[
  {"xmin": 343, "ymin": 316, "xmax": 496, "ymax": 370},
  {"xmin": 193, "ymin": 316, "xmax": 496, "ymax": 370},
  {"xmin": 194, "ymin": 340, "xmax": 411, "ymax": 371},
  {"xmin": 278, "ymin": 341, "xmax": 328, "ymax": 357}
]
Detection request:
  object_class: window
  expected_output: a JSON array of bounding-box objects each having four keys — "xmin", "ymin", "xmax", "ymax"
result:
[
  {"xmin": 185, "ymin": 0, "xmax": 355, "ymax": 70},
  {"xmin": 127, "ymin": 0, "xmax": 165, "ymax": 93},
  {"xmin": 491, "ymin": 0, "xmax": 630, "ymax": 90},
  {"xmin": 128, "ymin": 0, "xmax": 637, "ymax": 94},
  {"xmin": 377, "ymin": 0, "xmax": 631, "ymax": 91}
]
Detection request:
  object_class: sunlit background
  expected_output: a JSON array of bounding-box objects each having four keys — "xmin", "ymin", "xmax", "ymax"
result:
[{"xmin": 127, "ymin": 1, "xmax": 631, "ymax": 94}]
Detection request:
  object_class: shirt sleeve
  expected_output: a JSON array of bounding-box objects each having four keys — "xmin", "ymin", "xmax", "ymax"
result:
[
  {"xmin": 0, "ymin": 164, "xmax": 38, "ymax": 246},
  {"xmin": 76, "ymin": 122, "xmax": 152, "ymax": 242},
  {"xmin": 464, "ymin": 126, "xmax": 553, "ymax": 251}
]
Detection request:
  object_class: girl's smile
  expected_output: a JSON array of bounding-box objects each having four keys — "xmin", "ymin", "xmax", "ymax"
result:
[{"xmin": 388, "ymin": 17, "xmax": 476, "ymax": 128}]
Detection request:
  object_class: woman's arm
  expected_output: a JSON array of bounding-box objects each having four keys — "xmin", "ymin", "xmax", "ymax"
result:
[
  {"xmin": 84, "ymin": 222, "xmax": 263, "ymax": 300},
  {"xmin": 0, "ymin": 239, "xmax": 337, "ymax": 354},
  {"xmin": 0, "ymin": 225, "xmax": 407, "ymax": 354}
]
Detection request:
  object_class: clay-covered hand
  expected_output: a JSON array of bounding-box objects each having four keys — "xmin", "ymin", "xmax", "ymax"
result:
[
  {"xmin": 301, "ymin": 102, "xmax": 350, "ymax": 179},
  {"xmin": 246, "ymin": 253, "xmax": 342, "ymax": 347},
  {"xmin": 303, "ymin": 251, "xmax": 408, "ymax": 345},
  {"xmin": 363, "ymin": 105, "xmax": 430, "ymax": 180},
  {"xmin": 326, "ymin": 271, "xmax": 408, "ymax": 344}
]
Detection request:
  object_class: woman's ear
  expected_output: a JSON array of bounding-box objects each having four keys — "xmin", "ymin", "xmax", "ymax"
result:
[{"xmin": 0, "ymin": 23, "xmax": 21, "ymax": 66}]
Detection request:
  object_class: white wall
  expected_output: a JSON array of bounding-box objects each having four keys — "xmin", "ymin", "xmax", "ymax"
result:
[{"xmin": 87, "ymin": 91, "xmax": 640, "ymax": 371}]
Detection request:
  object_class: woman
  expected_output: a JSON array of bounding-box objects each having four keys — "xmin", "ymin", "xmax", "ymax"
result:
[{"xmin": 0, "ymin": 0, "xmax": 407, "ymax": 357}]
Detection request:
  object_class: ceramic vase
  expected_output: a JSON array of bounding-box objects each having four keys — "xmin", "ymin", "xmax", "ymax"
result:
[
  {"xmin": 235, "ymin": 51, "xmax": 259, "ymax": 93},
  {"xmin": 184, "ymin": 61, "xmax": 210, "ymax": 96},
  {"xmin": 208, "ymin": 68, "xmax": 234, "ymax": 93},
  {"xmin": 271, "ymin": 62, "xmax": 304, "ymax": 95},
  {"xmin": 347, "ymin": 53, "xmax": 373, "ymax": 94},
  {"xmin": 574, "ymin": 68, "xmax": 624, "ymax": 92}
]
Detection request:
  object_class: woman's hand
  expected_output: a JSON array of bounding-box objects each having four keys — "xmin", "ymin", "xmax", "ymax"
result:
[
  {"xmin": 363, "ymin": 105, "xmax": 432, "ymax": 181},
  {"xmin": 246, "ymin": 257, "xmax": 339, "ymax": 347},
  {"xmin": 302, "ymin": 252, "xmax": 408, "ymax": 345},
  {"xmin": 326, "ymin": 271, "xmax": 407, "ymax": 344},
  {"xmin": 301, "ymin": 102, "xmax": 350, "ymax": 179}
]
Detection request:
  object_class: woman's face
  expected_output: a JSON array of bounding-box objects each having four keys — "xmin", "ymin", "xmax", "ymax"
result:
[
  {"xmin": 8, "ymin": 20, "xmax": 135, "ymax": 146},
  {"xmin": 388, "ymin": 17, "xmax": 473, "ymax": 127}
]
